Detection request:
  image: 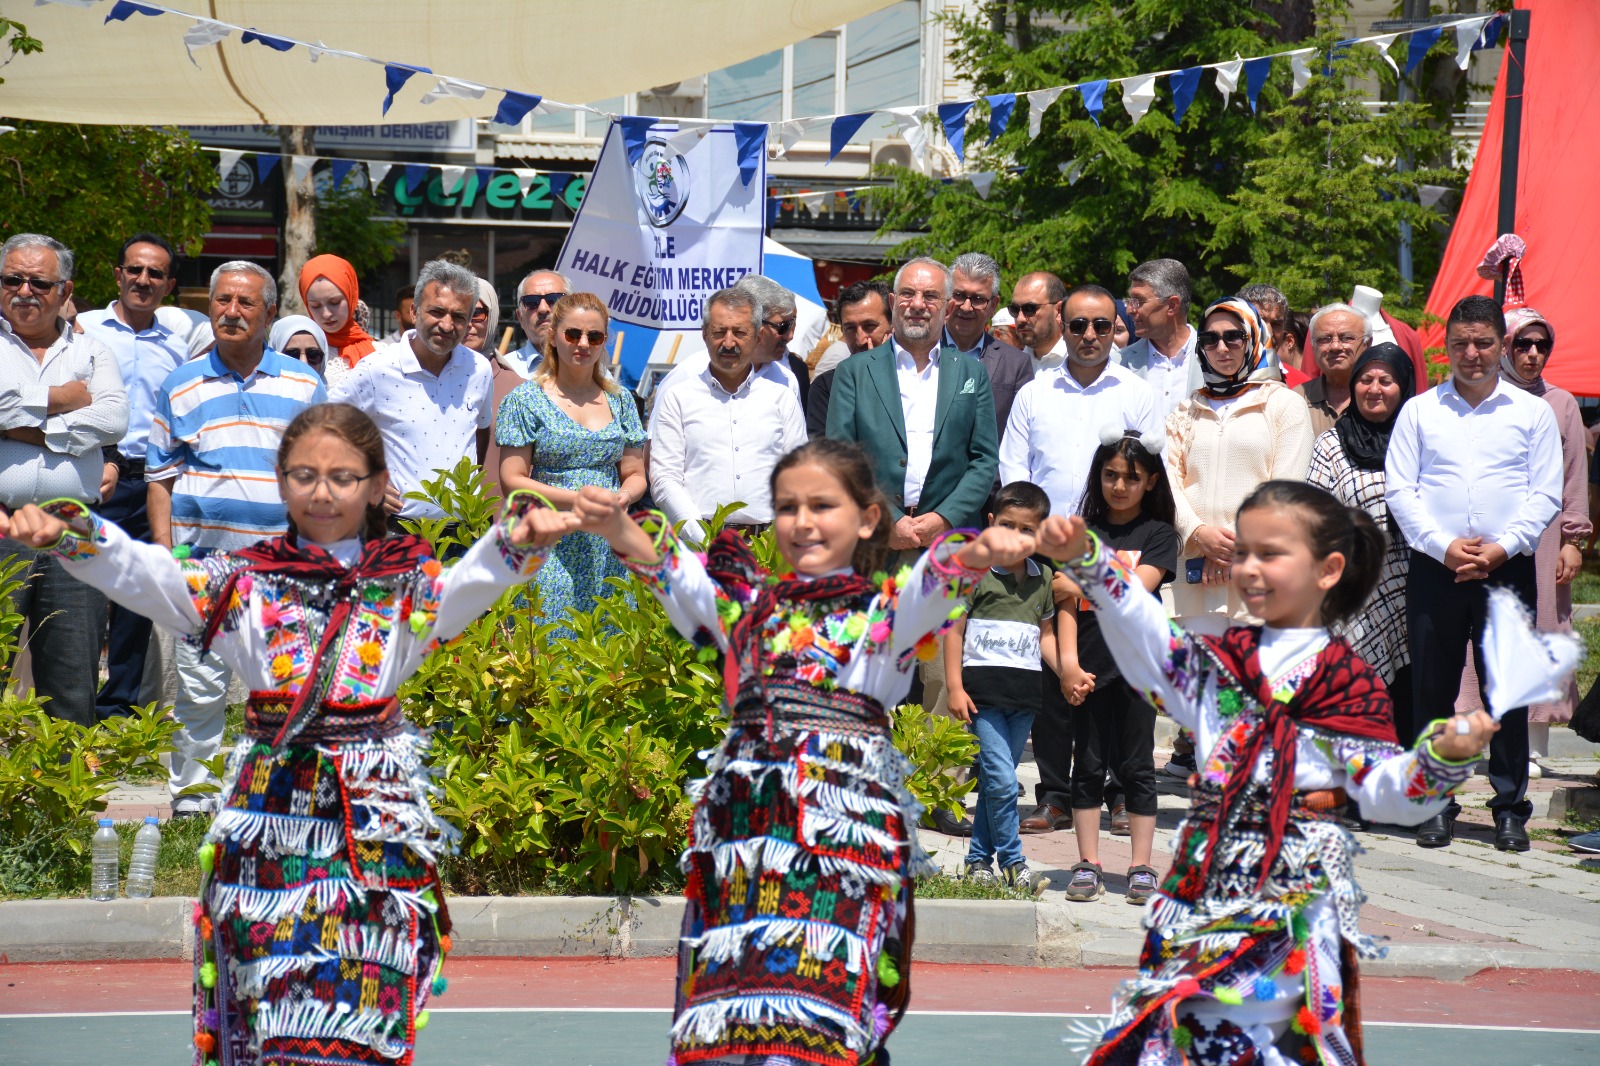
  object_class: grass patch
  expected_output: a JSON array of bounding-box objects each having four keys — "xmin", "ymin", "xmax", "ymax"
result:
[
  {"xmin": 0, "ymin": 815, "xmax": 210, "ymax": 901},
  {"xmin": 1576, "ymin": 620, "xmax": 1600, "ymax": 698},
  {"xmin": 1571, "ymin": 558, "xmax": 1600, "ymax": 607},
  {"xmin": 914, "ymin": 872, "xmax": 1034, "ymax": 901}
]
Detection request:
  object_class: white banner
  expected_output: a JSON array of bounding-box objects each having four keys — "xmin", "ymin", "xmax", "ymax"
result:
[{"xmin": 555, "ymin": 122, "xmax": 764, "ymax": 330}]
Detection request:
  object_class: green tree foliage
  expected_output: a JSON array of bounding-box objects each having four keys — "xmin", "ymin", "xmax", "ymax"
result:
[
  {"xmin": 314, "ymin": 179, "xmax": 407, "ymax": 283},
  {"xmin": 0, "ymin": 122, "xmax": 216, "ymax": 307},
  {"xmin": 874, "ymin": 0, "xmax": 1471, "ymax": 314},
  {"xmin": 1209, "ymin": 16, "xmax": 1459, "ymax": 315}
]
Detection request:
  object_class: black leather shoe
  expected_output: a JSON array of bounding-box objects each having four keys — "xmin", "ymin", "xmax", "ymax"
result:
[
  {"xmin": 928, "ymin": 806, "xmax": 973, "ymax": 837},
  {"xmin": 1416, "ymin": 813, "xmax": 1454, "ymax": 848},
  {"xmin": 1494, "ymin": 812, "xmax": 1531, "ymax": 852}
]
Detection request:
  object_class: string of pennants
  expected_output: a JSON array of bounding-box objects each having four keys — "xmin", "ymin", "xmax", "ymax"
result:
[
  {"xmin": 61, "ymin": 0, "xmax": 1507, "ymax": 177},
  {"xmin": 199, "ymin": 144, "xmax": 578, "ymax": 204}
]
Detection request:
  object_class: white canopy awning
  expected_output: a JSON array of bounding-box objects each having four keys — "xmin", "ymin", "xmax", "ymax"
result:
[{"xmin": 3, "ymin": 0, "xmax": 897, "ymax": 125}]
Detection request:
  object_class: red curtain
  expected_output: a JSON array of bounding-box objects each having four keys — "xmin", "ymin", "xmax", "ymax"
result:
[{"xmin": 1423, "ymin": 0, "xmax": 1600, "ymax": 395}]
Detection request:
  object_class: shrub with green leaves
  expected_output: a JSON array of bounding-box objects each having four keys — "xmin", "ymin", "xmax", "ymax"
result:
[{"xmin": 402, "ymin": 460, "xmax": 979, "ymax": 895}]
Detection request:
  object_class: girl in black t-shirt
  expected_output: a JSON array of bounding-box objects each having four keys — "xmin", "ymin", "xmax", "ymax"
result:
[{"xmin": 1058, "ymin": 428, "xmax": 1179, "ymax": 904}]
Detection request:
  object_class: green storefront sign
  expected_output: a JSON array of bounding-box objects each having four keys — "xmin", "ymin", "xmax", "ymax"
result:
[{"xmin": 388, "ymin": 171, "xmax": 587, "ymax": 220}]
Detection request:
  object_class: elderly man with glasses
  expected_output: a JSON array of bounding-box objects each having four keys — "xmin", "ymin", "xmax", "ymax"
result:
[
  {"xmin": 1295, "ymin": 302, "xmax": 1371, "ymax": 435},
  {"xmin": 0, "ymin": 233, "xmax": 129, "ymax": 727},
  {"xmin": 945, "ymin": 252, "xmax": 1036, "ymax": 437},
  {"xmin": 1116, "ymin": 257, "xmax": 1200, "ymax": 414}
]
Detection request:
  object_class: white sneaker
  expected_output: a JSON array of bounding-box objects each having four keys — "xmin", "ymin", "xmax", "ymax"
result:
[{"xmin": 1528, "ymin": 760, "xmax": 1543, "ymax": 780}]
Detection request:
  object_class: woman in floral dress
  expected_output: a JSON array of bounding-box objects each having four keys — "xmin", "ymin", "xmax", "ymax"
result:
[{"xmin": 496, "ymin": 292, "xmax": 647, "ymax": 630}]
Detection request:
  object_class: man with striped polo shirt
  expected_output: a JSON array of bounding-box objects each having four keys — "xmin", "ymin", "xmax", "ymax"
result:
[{"xmin": 147, "ymin": 260, "xmax": 326, "ymax": 817}]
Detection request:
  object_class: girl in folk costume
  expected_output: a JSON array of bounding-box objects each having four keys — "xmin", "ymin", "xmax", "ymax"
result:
[
  {"xmin": 0, "ymin": 404, "xmax": 575, "ymax": 1066},
  {"xmin": 571, "ymin": 439, "xmax": 1056, "ymax": 1066},
  {"xmin": 1050, "ymin": 480, "xmax": 1513, "ymax": 1066}
]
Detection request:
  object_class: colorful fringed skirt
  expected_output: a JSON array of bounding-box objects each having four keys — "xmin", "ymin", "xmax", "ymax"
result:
[
  {"xmin": 1084, "ymin": 785, "xmax": 1373, "ymax": 1066},
  {"xmin": 670, "ymin": 680, "xmax": 934, "ymax": 1066},
  {"xmin": 191, "ymin": 695, "xmax": 458, "ymax": 1066}
]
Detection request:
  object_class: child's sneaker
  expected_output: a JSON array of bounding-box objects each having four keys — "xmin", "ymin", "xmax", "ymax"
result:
[
  {"xmin": 1003, "ymin": 863, "xmax": 1033, "ymax": 893},
  {"xmin": 963, "ymin": 860, "xmax": 997, "ymax": 884},
  {"xmin": 1063, "ymin": 861, "xmax": 1103, "ymax": 901},
  {"xmin": 1125, "ymin": 865, "xmax": 1160, "ymax": 906}
]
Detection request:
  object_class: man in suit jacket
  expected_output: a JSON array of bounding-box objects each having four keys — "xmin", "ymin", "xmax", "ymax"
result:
[
  {"xmin": 944, "ymin": 252, "xmax": 1034, "ymax": 436},
  {"xmin": 825, "ymin": 256, "xmax": 998, "ymax": 551}
]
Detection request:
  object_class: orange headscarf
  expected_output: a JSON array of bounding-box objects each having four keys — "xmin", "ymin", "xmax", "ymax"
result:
[{"xmin": 297, "ymin": 254, "xmax": 377, "ymax": 364}]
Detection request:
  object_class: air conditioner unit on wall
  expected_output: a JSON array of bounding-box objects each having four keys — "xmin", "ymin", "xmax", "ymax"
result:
[{"xmin": 869, "ymin": 139, "xmax": 917, "ymax": 173}]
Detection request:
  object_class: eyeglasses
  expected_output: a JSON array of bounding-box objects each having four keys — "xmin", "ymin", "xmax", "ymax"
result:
[
  {"xmin": 282, "ymin": 346, "xmax": 326, "ymax": 363},
  {"xmin": 1512, "ymin": 337, "xmax": 1553, "ymax": 355},
  {"xmin": 519, "ymin": 292, "xmax": 565, "ymax": 310},
  {"xmin": 1067, "ymin": 317, "xmax": 1116, "ymax": 336},
  {"xmin": 763, "ymin": 318, "xmax": 796, "ymax": 336},
  {"xmin": 563, "ymin": 327, "xmax": 607, "ymax": 345},
  {"xmin": 896, "ymin": 289, "xmax": 945, "ymax": 306},
  {"xmin": 1007, "ymin": 301, "xmax": 1058, "ymax": 319},
  {"xmin": 472, "ymin": 305, "xmax": 489, "ymax": 321},
  {"xmin": 118, "ymin": 264, "xmax": 170, "ymax": 282},
  {"xmin": 1, "ymin": 274, "xmax": 65, "ymax": 293},
  {"xmin": 1314, "ymin": 333, "xmax": 1361, "ymax": 347},
  {"xmin": 281, "ymin": 468, "xmax": 376, "ymax": 499},
  {"xmin": 1198, "ymin": 329, "xmax": 1247, "ymax": 350},
  {"xmin": 951, "ymin": 290, "xmax": 992, "ymax": 308}
]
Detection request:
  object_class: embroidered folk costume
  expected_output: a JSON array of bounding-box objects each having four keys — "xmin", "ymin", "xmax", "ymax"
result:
[
  {"xmin": 41, "ymin": 496, "xmax": 549, "ymax": 1066},
  {"xmin": 1066, "ymin": 536, "xmax": 1477, "ymax": 1066},
  {"xmin": 618, "ymin": 522, "xmax": 986, "ymax": 1066}
]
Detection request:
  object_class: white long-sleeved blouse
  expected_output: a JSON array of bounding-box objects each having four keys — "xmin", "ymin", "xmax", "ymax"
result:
[
  {"xmin": 1068, "ymin": 535, "xmax": 1476, "ymax": 825},
  {"xmin": 45, "ymin": 500, "xmax": 547, "ymax": 703}
]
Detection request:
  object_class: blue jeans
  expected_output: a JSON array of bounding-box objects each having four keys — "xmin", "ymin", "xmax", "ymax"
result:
[{"xmin": 966, "ymin": 704, "xmax": 1035, "ymax": 870}]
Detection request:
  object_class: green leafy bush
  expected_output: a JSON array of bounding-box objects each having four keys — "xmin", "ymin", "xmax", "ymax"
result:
[{"xmin": 402, "ymin": 460, "xmax": 980, "ymax": 895}]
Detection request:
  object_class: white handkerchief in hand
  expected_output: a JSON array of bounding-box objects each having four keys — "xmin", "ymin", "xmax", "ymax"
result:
[{"xmin": 1481, "ymin": 586, "xmax": 1584, "ymax": 720}]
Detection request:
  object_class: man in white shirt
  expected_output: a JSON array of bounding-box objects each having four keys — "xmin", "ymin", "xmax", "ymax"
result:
[
  {"xmin": 999, "ymin": 284, "xmax": 1160, "ymax": 515},
  {"xmin": 332, "ymin": 260, "xmax": 491, "ymax": 537},
  {"xmin": 503, "ymin": 269, "xmax": 571, "ymax": 380},
  {"xmin": 648, "ymin": 288, "xmax": 806, "ymax": 545},
  {"xmin": 1117, "ymin": 258, "xmax": 1200, "ymax": 414},
  {"xmin": 1009, "ymin": 271, "xmax": 1068, "ymax": 372},
  {"xmin": 0, "ymin": 233, "xmax": 129, "ymax": 726},
  {"xmin": 78, "ymin": 232, "xmax": 191, "ymax": 721},
  {"xmin": 1386, "ymin": 295, "xmax": 1562, "ymax": 854}
]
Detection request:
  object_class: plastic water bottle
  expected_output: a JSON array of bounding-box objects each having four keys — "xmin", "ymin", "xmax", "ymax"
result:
[
  {"xmin": 90, "ymin": 818, "xmax": 120, "ymax": 900},
  {"xmin": 125, "ymin": 816, "xmax": 161, "ymax": 899}
]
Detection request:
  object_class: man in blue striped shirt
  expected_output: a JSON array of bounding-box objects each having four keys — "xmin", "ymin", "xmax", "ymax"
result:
[{"xmin": 147, "ymin": 260, "xmax": 326, "ymax": 816}]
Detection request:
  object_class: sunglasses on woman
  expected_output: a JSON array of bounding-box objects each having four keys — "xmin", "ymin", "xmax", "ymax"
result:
[
  {"xmin": 563, "ymin": 327, "xmax": 607, "ymax": 345},
  {"xmin": 1512, "ymin": 337, "xmax": 1553, "ymax": 355},
  {"xmin": 1198, "ymin": 329, "xmax": 1247, "ymax": 350}
]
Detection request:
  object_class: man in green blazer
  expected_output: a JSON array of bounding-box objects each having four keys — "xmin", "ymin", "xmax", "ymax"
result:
[{"xmin": 825, "ymin": 256, "xmax": 999, "ymax": 550}]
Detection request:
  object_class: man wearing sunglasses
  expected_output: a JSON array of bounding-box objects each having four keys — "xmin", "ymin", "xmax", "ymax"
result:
[
  {"xmin": 2, "ymin": 233, "xmax": 130, "ymax": 728},
  {"xmin": 78, "ymin": 233, "xmax": 192, "ymax": 721},
  {"xmin": 1008, "ymin": 270, "xmax": 1069, "ymax": 372},
  {"xmin": 1115, "ymin": 258, "xmax": 1200, "ymax": 414},
  {"xmin": 736, "ymin": 274, "xmax": 811, "ymax": 413},
  {"xmin": 503, "ymin": 269, "xmax": 571, "ymax": 379},
  {"xmin": 944, "ymin": 252, "xmax": 1036, "ymax": 438}
]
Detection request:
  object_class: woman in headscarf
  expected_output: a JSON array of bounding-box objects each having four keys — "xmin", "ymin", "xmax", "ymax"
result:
[
  {"xmin": 464, "ymin": 277, "xmax": 501, "ymax": 355},
  {"xmin": 1454, "ymin": 308, "xmax": 1591, "ymax": 777},
  {"xmin": 298, "ymin": 253, "xmax": 378, "ymax": 388},
  {"xmin": 1307, "ymin": 341, "xmax": 1417, "ymax": 734},
  {"xmin": 1165, "ymin": 296, "xmax": 1316, "ymax": 623},
  {"xmin": 267, "ymin": 315, "xmax": 331, "ymax": 379}
]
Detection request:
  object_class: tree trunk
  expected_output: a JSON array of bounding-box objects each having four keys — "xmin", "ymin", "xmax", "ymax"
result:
[{"xmin": 278, "ymin": 125, "xmax": 316, "ymax": 315}]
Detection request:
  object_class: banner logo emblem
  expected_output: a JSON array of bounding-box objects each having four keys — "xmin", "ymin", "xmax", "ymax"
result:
[{"xmin": 633, "ymin": 139, "xmax": 690, "ymax": 227}]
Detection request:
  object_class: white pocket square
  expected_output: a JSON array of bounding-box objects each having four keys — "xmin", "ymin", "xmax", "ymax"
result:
[{"xmin": 958, "ymin": 379, "xmax": 976, "ymax": 395}]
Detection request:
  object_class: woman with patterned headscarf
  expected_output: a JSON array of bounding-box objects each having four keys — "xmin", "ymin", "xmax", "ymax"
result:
[{"xmin": 1165, "ymin": 296, "xmax": 1316, "ymax": 622}]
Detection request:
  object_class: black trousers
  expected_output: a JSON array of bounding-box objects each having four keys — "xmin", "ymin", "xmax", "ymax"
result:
[
  {"xmin": 95, "ymin": 476, "xmax": 151, "ymax": 720},
  {"xmin": 1406, "ymin": 549, "xmax": 1535, "ymax": 818},
  {"xmin": 1031, "ymin": 661, "xmax": 1074, "ymax": 810},
  {"xmin": 1070, "ymin": 677, "xmax": 1159, "ymax": 816}
]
